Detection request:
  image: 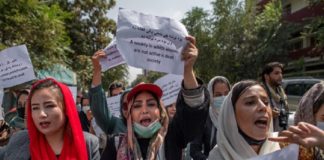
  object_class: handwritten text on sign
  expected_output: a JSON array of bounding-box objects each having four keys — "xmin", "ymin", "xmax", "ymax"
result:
[
  {"xmin": 106, "ymin": 95, "xmax": 121, "ymax": 118},
  {"xmin": 154, "ymin": 74, "xmax": 183, "ymax": 106},
  {"xmin": 100, "ymin": 38, "xmax": 126, "ymax": 72},
  {"xmin": 116, "ymin": 8, "xmax": 188, "ymax": 75},
  {"xmin": 0, "ymin": 45, "xmax": 36, "ymax": 88}
]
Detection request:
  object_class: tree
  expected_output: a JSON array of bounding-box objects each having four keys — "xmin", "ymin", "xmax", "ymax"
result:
[
  {"xmin": 0, "ymin": 0, "xmax": 71, "ymax": 70},
  {"xmin": 181, "ymin": 0, "xmax": 291, "ymax": 83},
  {"xmin": 131, "ymin": 71, "xmax": 165, "ymax": 87},
  {"xmin": 47, "ymin": 0, "xmax": 128, "ymax": 90}
]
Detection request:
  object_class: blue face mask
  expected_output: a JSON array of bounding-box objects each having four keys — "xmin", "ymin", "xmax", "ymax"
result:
[
  {"xmin": 133, "ymin": 120, "xmax": 162, "ymax": 138},
  {"xmin": 317, "ymin": 121, "xmax": 324, "ymax": 130},
  {"xmin": 212, "ymin": 96, "xmax": 225, "ymax": 109}
]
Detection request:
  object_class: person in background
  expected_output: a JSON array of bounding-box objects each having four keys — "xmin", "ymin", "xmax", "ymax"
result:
[
  {"xmin": 165, "ymin": 103, "xmax": 176, "ymax": 120},
  {"xmin": 261, "ymin": 62, "xmax": 289, "ymax": 131},
  {"xmin": 208, "ymin": 80, "xmax": 280, "ymax": 160},
  {"xmin": 3, "ymin": 78, "xmax": 100, "ymax": 160},
  {"xmin": 79, "ymin": 94, "xmax": 93, "ymax": 133},
  {"xmin": 76, "ymin": 91, "xmax": 83, "ymax": 112},
  {"xmin": 9, "ymin": 89, "xmax": 29, "ymax": 132},
  {"xmin": 108, "ymin": 81, "xmax": 125, "ymax": 97},
  {"xmin": 190, "ymin": 76, "xmax": 231, "ymax": 159}
]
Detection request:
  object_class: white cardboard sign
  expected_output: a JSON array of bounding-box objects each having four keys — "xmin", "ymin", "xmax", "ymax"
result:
[
  {"xmin": 106, "ymin": 94, "xmax": 121, "ymax": 118},
  {"xmin": 116, "ymin": 8, "xmax": 188, "ymax": 75},
  {"xmin": 0, "ymin": 45, "xmax": 36, "ymax": 88},
  {"xmin": 154, "ymin": 74, "xmax": 183, "ymax": 106},
  {"xmin": 248, "ymin": 144, "xmax": 299, "ymax": 160},
  {"xmin": 0, "ymin": 89, "xmax": 3, "ymax": 108},
  {"xmin": 100, "ymin": 38, "xmax": 126, "ymax": 72},
  {"xmin": 68, "ymin": 86, "xmax": 77, "ymax": 104}
]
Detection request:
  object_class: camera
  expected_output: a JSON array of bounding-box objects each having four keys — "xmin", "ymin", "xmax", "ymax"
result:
[{"xmin": 278, "ymin": 100, "xmax": 288, "ymax": 129}]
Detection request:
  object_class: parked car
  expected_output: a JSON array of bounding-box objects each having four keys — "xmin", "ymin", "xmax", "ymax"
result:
[
  {"xmin": 282, "ymin": 78, "xmax": 324, "ymax": 112},
  {"xmin": 282, "ymin": 78, "xmax": 323, "ymax": 126}
]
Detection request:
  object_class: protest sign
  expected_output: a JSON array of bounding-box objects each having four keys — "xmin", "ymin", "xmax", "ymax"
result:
[
  {"xmin": 68, "ymin": 86, "xmax": 77, "ymax": 104},
  {"xmin": 100, "ymin": 38, "xmax": 126, "ymax": 72},
  {"xmin": 117, "ymin": 8, "xmax": 188, "ymax": 75},
  {"xmin": 0, "ymin": 45, "xmax": 36, "ymax": 88},
  {"xmin": 106, "ymin": 94, "xmax": 121, "ymax": 118},
  {"xmin": 154, "ymin": 74, "xmax": 183, "ymax": 106},
  {"xmin": 248, "ymin": 144, "xmax": 299, "ymax": 160},
  {"xmin": 0, "ymin": 89, "xmax": 3, "ymax": 109}
]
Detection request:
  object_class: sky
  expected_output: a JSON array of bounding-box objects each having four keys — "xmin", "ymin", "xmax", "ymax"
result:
[{"xmin": 107, "ymin": 0, "xmax": 213, "ymax": 84}]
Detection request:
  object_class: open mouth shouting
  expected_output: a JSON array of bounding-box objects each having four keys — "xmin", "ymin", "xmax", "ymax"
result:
[
  {"xmin": 140, "ymin": 117, "xmax": 152, "ymax": 127},
  {"xmin": 254, "ymin": 116, "xmax": 269, "ymax": 130},
  {"xmin": 39, "ymin": 121, "xmax": 51, "ymax": 129}
]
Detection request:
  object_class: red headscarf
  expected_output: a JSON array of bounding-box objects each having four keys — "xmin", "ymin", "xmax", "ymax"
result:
[{"xmin": 27, "ymin": 78, "xmax": 88, "ymax": 160}]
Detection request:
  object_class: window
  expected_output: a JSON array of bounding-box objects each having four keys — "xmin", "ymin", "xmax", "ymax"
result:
[{"xmin": 285, "ymin": 83, "xmax": 303, "ymax": 96}]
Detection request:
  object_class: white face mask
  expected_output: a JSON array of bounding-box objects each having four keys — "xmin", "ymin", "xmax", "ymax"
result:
[
  {"xmin": 317, "ymin": 121, "xmax": 324, "ymax": 130},
  {"xmin": 212, "ymin": 96, "xmax": 226, "ymax": 109},
  {"xmin": 82, "ymin": 106, "xmax": 90, "ymax": 113}
]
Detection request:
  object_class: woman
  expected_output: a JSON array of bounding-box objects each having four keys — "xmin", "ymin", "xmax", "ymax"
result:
[
  {"xmin": 4, "ymin": 78, "xmax": 100, "ymax": 160},
  {"xmin": 289, "ymin": 82, "xmax": 324, "ymax": 159},
  {"xmin": 208, "ymin": 80, "xmax": 280, "ymax": 160},
  {"xmin": 190, "ymin": 76, "xmax": 231, "ymax": 159},
  {"xmin": 10, "ymin": 89, "xmax": 29, "ymax": 131},
  {"xmin": 112, "ymin": 36, "xmax": 209, "ymax": 160}
]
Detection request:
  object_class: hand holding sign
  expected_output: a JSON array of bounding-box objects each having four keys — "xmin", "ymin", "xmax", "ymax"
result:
[
  {"xmin": 100, "ymin": 38, "xmax": 126, "ymax": 72},
  {"xmin": 181, "ymin": 36, "xmax": 198, "ymax": 70}
]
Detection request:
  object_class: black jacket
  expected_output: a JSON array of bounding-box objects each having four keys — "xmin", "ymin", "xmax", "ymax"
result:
[{"xmin": 190, "ymin": 115, "xmax": 217, "ymax": 160}]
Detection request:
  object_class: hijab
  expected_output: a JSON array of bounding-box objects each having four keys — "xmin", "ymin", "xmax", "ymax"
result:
[
  {"xmin": 207, "ymin": 76, "xmax": 230, "ymax": 128},
  {"xmin": 117, "ymin": 83, "xmax": 169, "ymax": 160},
  {"xmin": 27, "ymin": 78, "xmax": 88, "ymax": 160},
  {"xmin": 294, "ymin": 82, "xmax": 324, "ymax": 125},
  {"xmin": 208, "ymin": 81, "xmax": 280, "ymax": 160}
]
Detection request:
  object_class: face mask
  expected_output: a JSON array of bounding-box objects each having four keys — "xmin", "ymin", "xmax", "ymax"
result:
[
  {"xmin": 82, "ymin": 106, "xmax": 90, "ymax": 113},
  {"xmin": 133, "ymin": 120, "xmax": 162, "ymax": 138},
  {"xmin": 317, "ymin": 121, "xmax": 324, "ymax": 130},
  {"xmin": 212, "ymin": 96, "xmax": 225, "ymax": 109},
  {"xmin": 17, "ymin": 107, "xmax": 25, "ymax": 118}
]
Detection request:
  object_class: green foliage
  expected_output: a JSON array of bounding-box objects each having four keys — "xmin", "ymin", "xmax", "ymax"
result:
[
  {"xmin": 130, "ymin": 71, "xmax": 165, "ymax": 87},
  {"xmin": 0, "ymin": 0, "xmax": 128, "ymax": 90},
  {"xmin": 0, "ymin": 0, "xmax": 71, "ymax": 70},
  {"xmin": 181, "ymin": 0, "xmax": 291, "ymax": 83}
]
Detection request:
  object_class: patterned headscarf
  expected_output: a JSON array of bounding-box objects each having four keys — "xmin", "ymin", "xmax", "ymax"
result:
[
  {"xmin": 117, "ymin": 83, "xmax": 169, "ymax": 160},
  {"xmin": 27, "ymin": 78, "xmax": 88, "ymax": 160},
  {"xmin": 294, "ymin": 82, "xmax": 324, "ymax": 125}
]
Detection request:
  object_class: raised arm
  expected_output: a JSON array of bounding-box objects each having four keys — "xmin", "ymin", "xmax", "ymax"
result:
[
  {"xmin": 165, "ymin": 36, "xmax": 210, "ymax": 160},
  {"xmin": 89, "ymin": 50, "xmax": 122, "ymax": 134}
]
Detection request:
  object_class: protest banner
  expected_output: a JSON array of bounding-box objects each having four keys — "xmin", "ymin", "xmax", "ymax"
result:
[
  {"xmin": 106, "ymin": 94, "xmax": 121, "ymax": 118},
  {"xmin": 0, "ymin": 45, "xmax": 36, "ymax": 88},
  {"xmin": 0, "ymin": 89, "xmax": 3, "ymax": 108},
  {"xmin": 248, "ymin": 144, "xmax": 299, "ymax": 160},
  {"xmin": 100, "ymin": 38, "xmax": 126, "ymax": 72},
  {"xmin": 116, "ymin": 8, "xmax": 188, "ymax": 75},
  {"xmin": 154, "ymin": 74, "xmax": 183, "ymax": 106}
]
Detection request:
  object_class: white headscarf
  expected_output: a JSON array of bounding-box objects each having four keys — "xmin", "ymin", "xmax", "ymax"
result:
[
  {"xmin": 207, "ymin": 76, "xmax": 230, "ymax": 128},
  {"xmin": 208, "ymin": 83, "xmax": 280, "ymax": 160}
]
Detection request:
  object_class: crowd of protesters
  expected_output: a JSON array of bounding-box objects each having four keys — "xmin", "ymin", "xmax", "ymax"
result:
[{"xmin": 0, "ymin": 35, "xmax": 323, "ymax": 160}]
